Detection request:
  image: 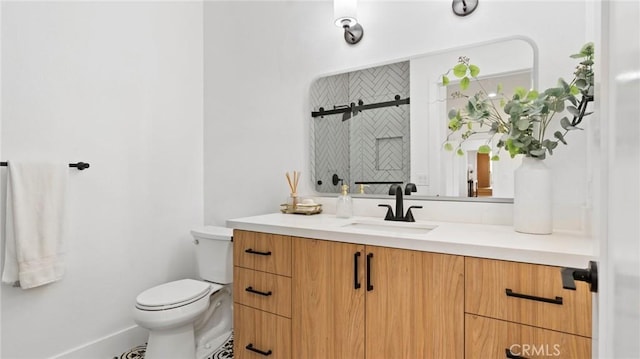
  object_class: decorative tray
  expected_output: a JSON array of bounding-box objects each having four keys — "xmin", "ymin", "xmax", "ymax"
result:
[{"xmin": 280, "ymin": 203, "xmax": 323, "ymax": 215}]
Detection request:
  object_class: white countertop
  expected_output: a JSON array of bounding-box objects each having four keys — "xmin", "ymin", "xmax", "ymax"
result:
[{"xmin": 227, "ymin": 213, "xmax": 596, "ymax": 268}]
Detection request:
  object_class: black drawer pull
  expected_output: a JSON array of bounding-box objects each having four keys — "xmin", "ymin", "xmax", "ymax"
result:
[
  {"xmin": 245, "ymin": 286, "xmax": 273, "ymax": 297},
  {"xmin": 354, "ymin": 252, "xmax": 362, "ymax": 289},
  {"xmin": 245, "ymin": 248, "xmax": 272, "ymax": 256},
  {"xmin": 505, "ymin": 288, "xmax": 563, "ymax": 305},
  {"xmin": 246, "ymin": 344, "xmax": 273, "ymax": 356},
  {"xmin": 505, "ymin": 348, "xmax": 528, "ymax": 359},
  {"xmin": 366, "ymin": 253, "xmax": 374, "ymax": 291}
]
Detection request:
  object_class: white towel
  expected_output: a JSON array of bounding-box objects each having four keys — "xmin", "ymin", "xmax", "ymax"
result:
[{"xmin": 2, "ymin": 161, "xmax": 69, "ymax": 289}]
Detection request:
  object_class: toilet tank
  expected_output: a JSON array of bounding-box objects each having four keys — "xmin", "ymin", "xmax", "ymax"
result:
[{"xmin": 191, "ymin": 226, "xmax": 233, "ymax": 284}]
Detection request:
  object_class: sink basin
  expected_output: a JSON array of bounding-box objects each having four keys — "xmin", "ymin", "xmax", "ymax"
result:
[{"xmin": 342, "ymin": 219, "xmax": 438, "ymax": 235}]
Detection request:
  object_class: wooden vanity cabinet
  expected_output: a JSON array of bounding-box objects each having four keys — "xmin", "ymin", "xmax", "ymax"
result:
[
  {"xmin": 464, "ymin": 257, "xmax": 592, "ymax": 358},
  {"xmin": 232, "ymin": 229, "xmax": 592, "ymax": 359},
  {"xmin": 292, "ymin": 237, "xmax": 465, "ymax": 359}
]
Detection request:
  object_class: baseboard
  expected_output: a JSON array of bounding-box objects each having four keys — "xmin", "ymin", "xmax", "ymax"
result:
[{"xmin": 49, "ymin": 325, "xmax": 148, "ymax": 359}]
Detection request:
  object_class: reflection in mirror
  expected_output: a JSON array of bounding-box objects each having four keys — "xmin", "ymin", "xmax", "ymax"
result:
[
  {"xmin": 310, "ymin": 37, "xmax": 536, "ymax": 200},
  {"xmin": 311, "ymin": 61, "xmax": 411, "ymax": 195},
  {"xmin": 443, "ymin": 71, "xmax": 530, "ymax": 198}
]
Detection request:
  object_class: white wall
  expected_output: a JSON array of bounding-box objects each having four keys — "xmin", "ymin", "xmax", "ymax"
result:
[
  {"xmin": 203, "ymin": 1, "xmax": 591, "ymax": 230},
  {"xmin": 1, "ymin": 2, "xmax": 204, "ymax": 358}
]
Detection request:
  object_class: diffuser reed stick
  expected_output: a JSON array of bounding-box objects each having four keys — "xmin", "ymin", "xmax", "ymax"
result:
[
  {"xmin": 286, "ymin": 171, "xmax": 300, "ymax": 208},
  {"xmin": 286, "ymin": 172, "xmax": 294, "ymax": 193}
]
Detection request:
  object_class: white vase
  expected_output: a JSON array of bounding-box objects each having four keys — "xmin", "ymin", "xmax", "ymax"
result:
[{"xmin": 513, "ymin": 156, "xmax": 552, "ymax": 234}]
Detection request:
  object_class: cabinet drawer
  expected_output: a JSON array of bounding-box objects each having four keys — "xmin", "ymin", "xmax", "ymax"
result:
[
  {"xmin": 465, "ymin": 314, "xmax": 591, "ymax": 359},
  {"xmin": 234, "ymin": 230, "xmax": 292, "ymax": 276},
  {"xmin": 234, "ymin": 267, "xmax": 291, "ymax": 318},
  {"xmin": 234, "ymin": 304, "xmax": 291, "ymax": 359},
  {"xmin": 465, "ymin": 257, "xmax": 592, "ymax": 337}
]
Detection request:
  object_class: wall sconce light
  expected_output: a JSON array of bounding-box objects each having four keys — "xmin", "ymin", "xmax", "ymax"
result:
[
  {"xmin": 452, "ymin": 0, "xmax": 478, "ymax": 16},
  {"xmin": 334, "ymin": 0, "xmax": 363, "ymax": 45}
]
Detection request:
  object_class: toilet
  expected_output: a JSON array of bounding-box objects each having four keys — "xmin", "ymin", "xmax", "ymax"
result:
[{"xmin": 133, "ymin": 226, "xmax": 233, "ymax": 359}]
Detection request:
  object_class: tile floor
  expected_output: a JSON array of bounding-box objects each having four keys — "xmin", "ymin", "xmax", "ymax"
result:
[{"xmin": 115, "ymin": 332, "xmax": 233, "ymax": 359}]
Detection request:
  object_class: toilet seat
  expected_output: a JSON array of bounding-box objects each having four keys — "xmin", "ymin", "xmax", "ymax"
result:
[{"xmin": 136, "ymin": 279, "xmax": 221, "ymax": 311}]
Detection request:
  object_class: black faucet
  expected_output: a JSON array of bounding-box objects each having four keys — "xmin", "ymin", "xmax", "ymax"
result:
[{"xmin": 378, "ymin": 183, "xmax": 422, "ymax": 222}]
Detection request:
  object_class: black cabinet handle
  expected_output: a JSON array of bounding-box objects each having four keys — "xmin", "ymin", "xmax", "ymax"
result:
[
  {"xmin": 245, "ymin": 248, "xmax": 272, "ymax": 256},
  {"xmin": 246, "ymin": 344, "xmax": 273, "ymax": 356},
  {"xmin": 366, "ymin": 253, "xmax": 374, "ymax": 291},
  {"xmin": 245, "ymin": 286, "xmax": 272, "ymax": 297},
  {"xmin": 505, "ymin": 288, "xmax": 563, "ymax": 305},
  {"xmin": 354, "ymin": 252, "xmax": 362, "ymax": 289},
  {"xmin": 505, "ymin": 348, "xmax": 528, "ymax": 358}
]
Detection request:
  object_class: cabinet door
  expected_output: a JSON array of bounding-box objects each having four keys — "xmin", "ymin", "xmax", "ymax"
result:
[
  {"xmin": 465, "ymin": 314, "xmax": 591, "ymax": 358},
  {"xmin": 365, "ymin": 246, "xmax": 464, "ymax": 359},
  {"xmin": 292, "ymin": 237, "xmax": 365, "ymax": 359}
]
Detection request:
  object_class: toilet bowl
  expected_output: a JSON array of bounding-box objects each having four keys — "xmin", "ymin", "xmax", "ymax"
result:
[
  {"xmin": 193, "ymin": 285, "xmax": 233, "ymax": 358},
  {"xmin": 133, "ymin": 226, "xmax": 233, "ymax": 359}
]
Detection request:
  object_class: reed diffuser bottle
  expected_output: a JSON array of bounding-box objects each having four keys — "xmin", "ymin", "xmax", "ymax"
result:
[{"xmin": 336, "ymin": 183, "xmax": 353, "ymax": 218}]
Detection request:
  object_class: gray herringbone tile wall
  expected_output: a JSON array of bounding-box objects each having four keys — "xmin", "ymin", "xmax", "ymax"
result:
[
  {"xmin": 311, "ymin": 61, "xmax": 410, "ymax": 195},
  {"xmin": 311, "ymin": 73, "xmax": 350, "ymax": 193}
]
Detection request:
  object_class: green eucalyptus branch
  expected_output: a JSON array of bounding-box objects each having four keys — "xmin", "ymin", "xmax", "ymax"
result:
[{"xmin": 441, "ymin": 42, "xmax": 595, "ymax": 161}]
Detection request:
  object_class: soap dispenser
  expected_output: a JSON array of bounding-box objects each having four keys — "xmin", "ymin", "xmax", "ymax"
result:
[{"xmin": 336, "ymin": 183, "xmax": 353, "ymax": 218}]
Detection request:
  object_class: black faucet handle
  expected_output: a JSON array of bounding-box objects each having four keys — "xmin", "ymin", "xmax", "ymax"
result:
[
  {"xmin": 378, "ymin": 204, "xmax": 395, "ymax": 220},
  {"xmin": 405, "ymin": 183, "xmax": 417, "ymax": 195},
  {"xmin": 404, "ymin": 205, "xmax": 423, "ymax": 222}
]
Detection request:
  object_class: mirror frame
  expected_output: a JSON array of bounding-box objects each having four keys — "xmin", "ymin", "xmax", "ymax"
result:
[{"xmin": 309, "ymin": 35, "xmax": 539, "ymax": 203}]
